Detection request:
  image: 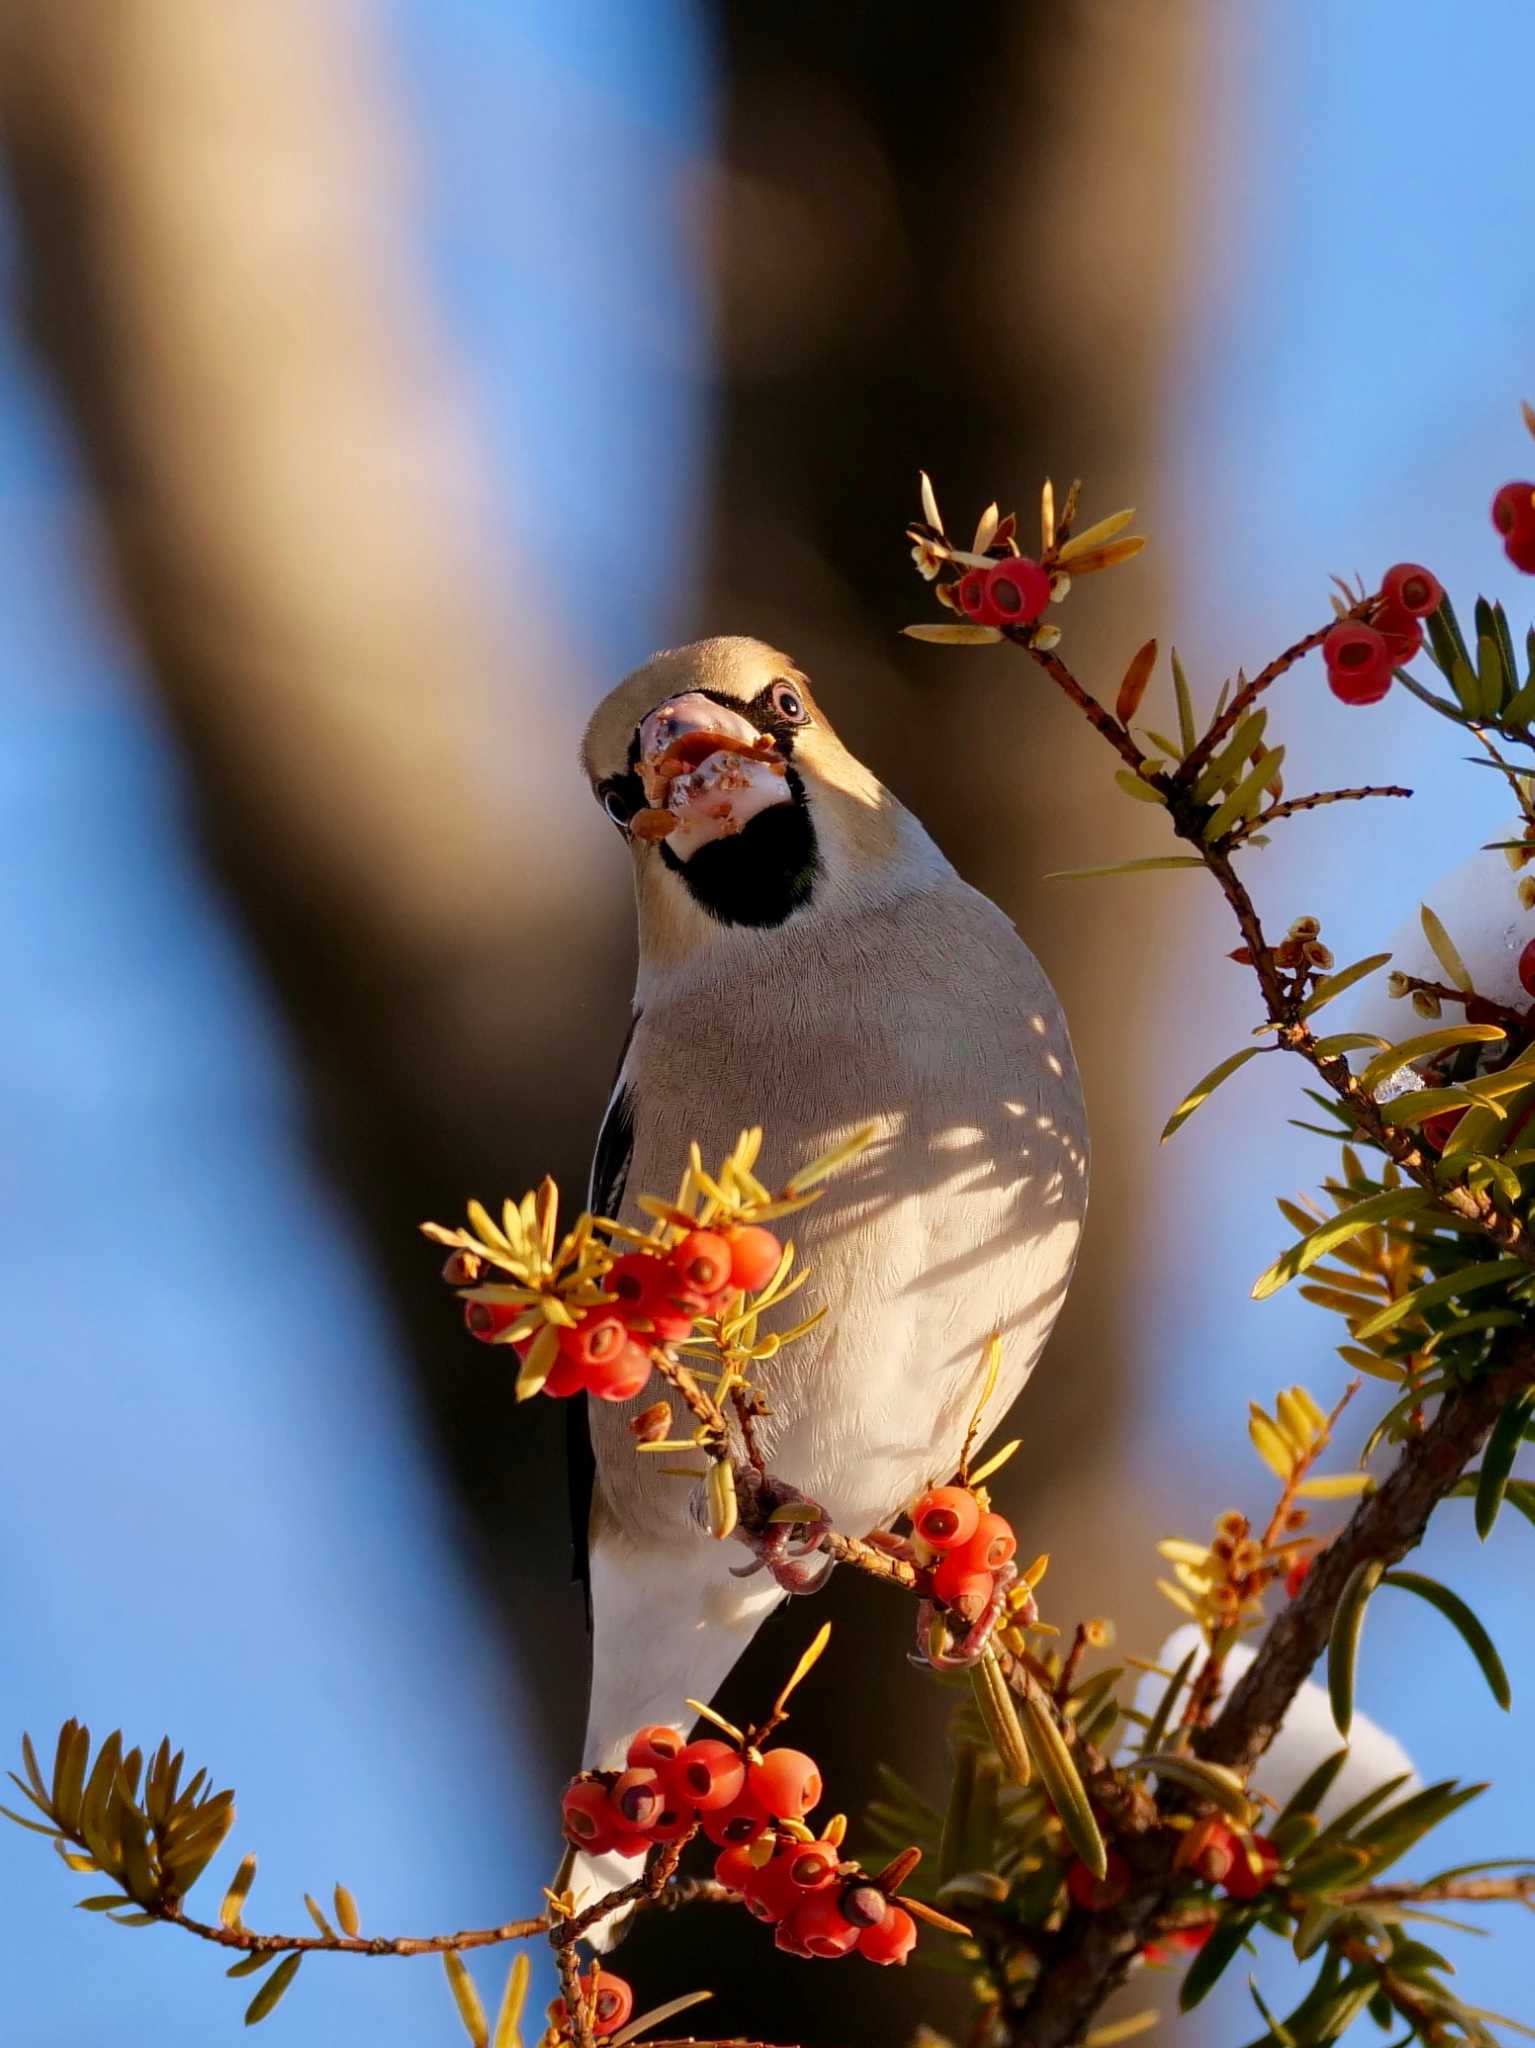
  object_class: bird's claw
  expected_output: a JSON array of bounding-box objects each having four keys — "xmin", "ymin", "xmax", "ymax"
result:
[
  {"xmin": 915, "ymin": 1560, "xmax": 1019, "ymax": 1671},
  {"xmin": 729, "ymin": 1474, "xmax": 834, "ymax": 1595}
]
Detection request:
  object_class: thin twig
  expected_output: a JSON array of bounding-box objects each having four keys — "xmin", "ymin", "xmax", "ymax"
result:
[
  {"xmin": 1235, "ymin": 783, "xmax": 1413, "ymax": 836},
  {"xmin": 1178, "ymin": 616, "xmax": 1352, "ymax": 783}
]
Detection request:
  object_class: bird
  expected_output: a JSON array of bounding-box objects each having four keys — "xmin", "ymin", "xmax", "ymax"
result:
[{"xmin": 571, "ymin": 634, "xmax": 1088, "ymax": 1925}]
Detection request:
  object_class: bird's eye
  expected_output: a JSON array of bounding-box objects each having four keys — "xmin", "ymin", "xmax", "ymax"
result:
[
  {"xmin": 602, "ymin": 782, "xmax": 638, "ymax": 829},
  {"xmin": 769, "ymin": 679, "xmax": 809, "ymax": 724}
]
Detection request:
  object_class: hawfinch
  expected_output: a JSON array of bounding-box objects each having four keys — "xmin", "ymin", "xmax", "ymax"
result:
[{"xmin": 572, "ymin": 636, "xmax": 1088, "ymax": 1920}]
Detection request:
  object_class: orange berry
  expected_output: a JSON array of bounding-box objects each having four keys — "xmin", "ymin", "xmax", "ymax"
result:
[
  {"xmin": 626, "ymin": 1725, "xmax": 685, "ymax": 1770},
  {"xmin": 551, "ymin": 1969, "xmax": 634, "ymax": 2038},
  {"xmin": 464, "ymin": 1300, "xmax": 523, "ymax": 1345},
  {"xmin": 670, "ymin": 1229, "xmax": 734, "ymax": 1298},
  {"xmin": 790, "ymin": 1888, "xmax": 860, "ymax": 1956},
  {"xmin": 1222, "ymin": 1833, "xmax": 1280, "ymax": 1901},
  {"xmin": 784, "ymin": 1840, "xmax": 839, "ymax": 1891},
  {"xmin": 584, "ymin": 1338, "xmax": 653, "ymax": 1402},
  {"xmin": 557, "ymin": 1306, "xmax": 629, "ymax": 1369},
  {"xmin": 951, "ymin": 1511, "xmax": 1017, "ymax": 1573},
  {"xmin": 748, "ymin": 1747, "xmax": 823, "ymax": 1820},
  {"xmin": 561, "ymin": 1778, "xmax": 619, "ymax": 1852},
  {"xmin": 857, "ymin": 1904, "xmax": 917, "ymax": 1965},
  {"xmin": 910, "ymin": 1484, "xmax": 981, "ymax": 1551},
  {"xmin": 539, "ymin": 1350, "xmax": 589, "ymax": 1399},
  {"xmin": 931, "ymin": 1553, "xmax": 994, "ymax": 1619},
  {"xmin": 726, "ymin": 1224, "xmax": 782, "ymax": 1293},
  {"xmin": 741, "ymin": 1850, "xmax": 802, "ymax": 1924},
  {"xmin": 1187, "ymin": 1820, "xmax": 1237, "ymax": 1885},
  {"xmin": 671, "ymin": 1739, "xmax": 746, "ymax": 1812},
  {"xmin": 611, "ymin": 1767, "xmax": 669, "ymax": 1833},
  {"xmin": 713, "ymin": 1842, "xmax": 761, "ymax": 1891},
  {"xmin": 700, "ymin": 1784, "xmax": 770, "ymax": 1848}
]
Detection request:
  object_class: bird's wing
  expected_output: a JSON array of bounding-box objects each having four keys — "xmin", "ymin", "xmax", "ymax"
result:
[{"xmin": 569, "ymin": 1009, "xmax": 640, "ymax": 1618}]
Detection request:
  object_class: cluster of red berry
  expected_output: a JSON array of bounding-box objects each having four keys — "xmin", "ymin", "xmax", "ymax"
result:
[
  {"xmin": 1322, "ymin": 562, "xmax": 1442, "ymax": 706},
  {"xmin": 550, "ymin": 1969, "xmax": 633, "ymax": 2041},
  {"xmin": 1493, "ymin": 481, "xmax": 1535, "ymax": 574},
  {"xmin": 954, "ymin": 554, "xmax": 1052, "ymax": 630},
  {"xmin": 910, "ymin": 1484, "xmax": 1017, "ymax": 1619},
  {"xmin": 457, "ymin": 1222, "xmax": 781, "ymax": 1402},
  {"xmin": 561, "ymin": 1727, "xmax": 918, "ymax": 1967},
  {"xmin": 1066, "ymin": 1820, "xmax": 1279, "ymax": 1952}
]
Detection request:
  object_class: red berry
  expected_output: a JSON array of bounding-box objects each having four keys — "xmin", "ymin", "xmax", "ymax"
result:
[
  {"xmin": 584, "ymin": 1338, "xmax": 654, "ymax": 1403},
  {"xmin": 539, "ymin": 1350, "xmax": 589, "ymax": 1399},
  {"xmin": 747, "ymin": 1747, "xmax": 823, "ymax": 1820},
  {"xmin": 713, "ymin": 1842, "xmax": 762, "ymax": 1891},
  {"xmin": 552, "ymin": 1969, "xmax": 634, "ymax": 2039},
  {"xmin": 463, "ymin": 1300, "xmax": 524, "ymax": 1345},
  {"xmin": 670, "ymin": 1739, "xmax": 746, "ymax": 1812},
  {"xmin": 985, "ymin": 555, "xmax": 1051, "ymax": 625},
  {"xmin": 726, "ymin": 1224, "xmax": 781, "ymax": 1294},
  {"xmin": 910, "ymin": 1485, "xmax": 981, "ymax": 1552},
  {"xmin": 1066, "ymin": 1850, "xmax": 1130, "ymax": 1911},
  {"xmin": 1283, "ymin": 1553, "xmax": 1312, "ymax": 1600},
  {"xmin": 790, "ymin": 1888, "xmax": 861, "ymax": 1956},
  {"xmin": 1520, "ymin": 937, "xmax": 1535, "ymax": 1000},
  {"xmin": 1323, "ymin": 622, "xmax": 1393, "ymax": 705},
  {"xmin": 558, "ymin": 1306, "xmax": 630, "ymax": 1369},
  {"xmin": 857, "ymin": 1904, "xmax": 917, "ymax": 1965},
  {"xmin": 1507, "ymin": 527, "xmax": 1535, "ymax": 574},
  {"xmin": 1170, "ymin": 1920, "xmax": 1216, "ymax": 1953},
  {"xmin": 1420, "ymin": 1106, "xmax": 1466, "ymax": 1153},
  {"xmin": 561, "ymin": 1778, "xmax": 620, "ymax": 1852},
  {"xmin": 1492, "ymin": 481, "xmax": 1535, "ymax": 543},
  {"xmin": 626, "ymin": 1725, "xmax": 685, "ymax": 1770},
  {"xmin": 670, "ymin": 1229, "xmax": 734, "ymax": 1298},
  {"xmin": 605, "ymin": 1251, "xmax": 697, "ymax": 1340},
  {"xmin": 1222, "ymin": 1833, "xmax": 1280, "ymax": 1902},
  {"xmin": 774, "ymin": 1912, "xmax": 816, "ymax": 1957},
  {"xmin": 610, "ymin": 1767, "xmax": 670, "ymax": 1833},
  {"xmin": 1187, "ymin": 1821, "xmax": 1237, "ymax": 1886},
  {"xmin": 1374, "ymin": 603, "xmax": 1423, "ymax": 665},
  {"xmin": 783, "ymin": 1840, "xmax": 839, "ymax": 1891},
  {"xmin": 951, "ymin": 1511, "xmax": 1017, "ymax": 1573},
  {"xmin": 931, "ymin": 1554, "xmax": 994, "ymax": 1620},
  {"xmin": 1379, "ymin": 563, "xmax": 1442, "ymax": 619},
  {"xmin": 741, "ymin": 1851, "xmax": 802, "ymax": 1924},
  {"xmin": 955, "ymin": 568, "xmax": 996, "ymax": 624},
  {"xmin": 700, "ymin": 1784, "xmax": 770, "ymax": 1848}
]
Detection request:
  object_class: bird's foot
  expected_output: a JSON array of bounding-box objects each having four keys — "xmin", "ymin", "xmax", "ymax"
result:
[
  {"xmin": 729, "ymin": 1473, "xmax": 834, "ymax": 1595},
  {"xmin": 863, "ymin": 1527, "xmax": 921, "ymax": 1565},
  {"xmin": 915, "ymin": 1560, "xmax": 1019, "ymax": 1671}
]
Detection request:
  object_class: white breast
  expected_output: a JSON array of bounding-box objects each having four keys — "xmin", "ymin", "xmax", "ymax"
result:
[{"xmin": 590, "ymin": 870, "xmax": 1088, "ymax": 1542}]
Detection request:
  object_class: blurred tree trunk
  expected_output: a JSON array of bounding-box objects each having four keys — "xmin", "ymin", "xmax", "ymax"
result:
[
  {"xmin": 0, "ymin": 0, "xmax": 620, "ymax": 1744},
  {"xmin": 668, "ymin": 5, "xmax": 1203, "ymax": 2037}
]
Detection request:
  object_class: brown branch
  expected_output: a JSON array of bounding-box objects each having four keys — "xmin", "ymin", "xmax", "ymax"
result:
[
  {"xmin": 1392, "ymin": 976, "xmax": 1534, "ymax": 1039},
  {"xmin": 160, "ymin": 1904, "xmax": 548, "ymax": 1959},
  {"xmin": 1235, "ymin": 783, "xmax": 1413, "ymax": 835},
  {"xmin": 1336, "ymin": 1875, "xmax": 1535, "ymax": 1909},
  {"xmin": 1006, "ymin": 1349, "xmax": 1531, "ymax": 2047}
]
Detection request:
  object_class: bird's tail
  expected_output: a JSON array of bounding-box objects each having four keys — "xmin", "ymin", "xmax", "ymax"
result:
[{"xmin": 572, "ymin": 1533, "xmax": 785, "ymax": 1950}]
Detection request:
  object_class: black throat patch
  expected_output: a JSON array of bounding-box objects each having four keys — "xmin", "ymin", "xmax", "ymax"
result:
[{"xmin": 658, "ymin": 763, "xmax": 819, "ymax": 928}]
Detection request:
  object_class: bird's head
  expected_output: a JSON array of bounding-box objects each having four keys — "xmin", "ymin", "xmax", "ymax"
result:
[{"xmin": 582, "ymin": 637, "xmax": 910, "ymax": 949}]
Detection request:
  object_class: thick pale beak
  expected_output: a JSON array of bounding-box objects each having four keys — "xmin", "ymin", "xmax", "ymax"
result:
[{"xmin": 633, "ymin": 691, "xmax": 793, "ymax": 860}]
